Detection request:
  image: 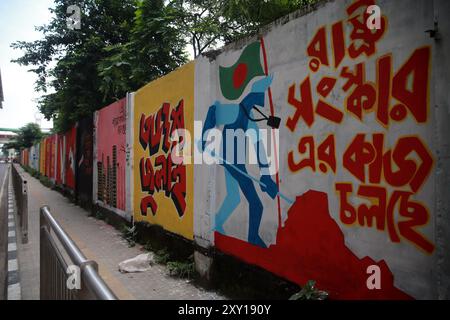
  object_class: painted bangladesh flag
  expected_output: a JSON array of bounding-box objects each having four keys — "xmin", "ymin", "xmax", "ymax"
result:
[{"xmin": 219, "ymin": 41, "xmax": 265, "ymax": 100}]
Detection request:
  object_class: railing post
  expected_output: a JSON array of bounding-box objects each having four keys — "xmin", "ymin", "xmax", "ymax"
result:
[
  {"xmin": 40, "ymin": 206, "xmax": 49, "ymax": 299},
  {"xmin": 11, "ymin": 164, "xmax": 28, "ymax": 244},
  {"xmin": 39, "ymin": 206, "xmax": 118, "ymax": 300},
  {"xmin": 21, "ymin": 180, "xmax": 28, "ymax": 243},
  {"xmin": 40, "ymin": 223, "xmax": 46, "ymax": 299}
]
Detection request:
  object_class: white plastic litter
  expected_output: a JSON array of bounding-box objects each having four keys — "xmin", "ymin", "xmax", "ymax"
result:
[{"xmin": 118, "ymin": 253, "xmax": 154, "ymax": 273}]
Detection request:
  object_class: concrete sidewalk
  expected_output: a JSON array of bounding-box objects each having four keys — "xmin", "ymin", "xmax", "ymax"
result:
[
  {"xmin": 16, "ymin": 170, "xmax": 224, "ymax": 300},
  {"xmin": 0, "ymin": 164, "xmax": 9, "ymax": 300}
]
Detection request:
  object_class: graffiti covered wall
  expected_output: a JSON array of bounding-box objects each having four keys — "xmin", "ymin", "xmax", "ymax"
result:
[
  {"xmin": 76, "ymin": 116, "xmax": 94, "ymax": 204},
  {"xmin": 45, "ymin": 136, "xmax": 51, "ymax": 177},
  {"xmin": 39, "ymin": 138, "xmax": 45, "ymax": 175},
  {"xmin": 21, "ymin": 149, "xmax": 29, "ymax": 167},
  {"xmin": 48, "ymin": 134, "xmax": 57, "ymax": 180},
  {"xmin": 17, "ymin": 0, "xmax": 450, "ymax": 301},
  {"xmin": 194, "ymin": 0, "xmax": 448, "ymax": 299},
  {"xmin": 94, "ymin": 99, "xmax": 128, "ymax": 215},
  {"xmin": 133, "ymin": 62, "xmax": 195, "ymax": 240},
  {"xmin": 56, "ymin": 134, "xmax": 64, "ymax": 185},
  {"xmin": 29, "ymin": 143, "xmax": 39, "ymax": 171},
  {"xmin": 64, "ymin": 126, "xmax": 77, "ymax": 191}
]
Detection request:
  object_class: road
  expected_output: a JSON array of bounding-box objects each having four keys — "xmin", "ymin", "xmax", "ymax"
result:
[{"xmin": 0, "ymin": 163, "xmax": 9, "ymax": 299}]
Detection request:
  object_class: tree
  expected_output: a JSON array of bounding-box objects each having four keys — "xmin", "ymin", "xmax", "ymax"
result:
[
  {"xmin": 4, "ymin": 123, "xmax": 43, "ymax": 150},
  {"xmin": 1, "ymin": 145, "xmax": 10, "ymax": 157},
  {"xmin": 222, "ymin": 0, "xmax": 319, "ymax": 33},
  {"xmin": 98, "ymin": 0, "xmax": 188, "ymax": 100},
  {"xmin": 11, "ymin": 0, "xmax": 319, "ymax": 131},
  {"xmin": 170, "ymin": 0, "xmax": 319, "ymax": 57},
  {"xmin": 12, "ymin": 0, "xmax": 137, "ymax": 132},
  {"xmin": 168, "ymin": 0, "xmax": 231, "ymax": 58}
]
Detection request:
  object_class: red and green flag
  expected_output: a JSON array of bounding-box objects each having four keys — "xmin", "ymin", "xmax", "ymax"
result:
[{"xmin": 219, "ymin": 41, "xmax": 265, "ymax": 100}]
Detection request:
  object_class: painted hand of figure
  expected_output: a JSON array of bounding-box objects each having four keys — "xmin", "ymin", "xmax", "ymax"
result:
[
  {"xmin": 260, "ymin": 175, "xmax": 278, "ymax": 199},
  {"xmin": 251, "ymin": 74, "xmax": 273, "ymax": 93}
]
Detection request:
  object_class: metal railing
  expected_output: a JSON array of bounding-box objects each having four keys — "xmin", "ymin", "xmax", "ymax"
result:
[
  {"xmin": 11, "ymin": 164, "xmax": 28, "ymax": 243},
  {"xmin": 40, "ymin": 206, "xmax": 118, "ymax": 300}
]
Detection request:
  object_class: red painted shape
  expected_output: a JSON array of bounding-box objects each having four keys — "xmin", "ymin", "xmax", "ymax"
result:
[
  {"xmin": 232, "ymin": 63, "xmax": 248, "ymax": 89},
  {"xmin": 215, "ymin": 190, "xmax": 412, "ymax": 300},
  {"xmin": 49, "ymin": 134, "xmax": 56, "ymax": 180},
  {"xmin": 56, "ymin": 134, "xmax": 64, "ymax": 185}
]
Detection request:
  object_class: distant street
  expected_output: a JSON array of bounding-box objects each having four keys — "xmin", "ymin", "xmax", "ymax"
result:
[
  {"xmin": 0, "ymin": 162, "xmax": 7, "ymax": 185},
  {"xmin": 0, "ymin": 163, "xmax": 9, "ymax": 299}
]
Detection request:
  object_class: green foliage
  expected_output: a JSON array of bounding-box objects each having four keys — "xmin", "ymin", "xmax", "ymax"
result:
[
  {"xmin": 94, "ymin": 210, "xmax": 105, "ymax": 220},
  {"xmin": 143, "ymin": 241, "xmax": 171, "ymax": 264},
  {"xmin": 1, "ymin": 144, "xmax": 10, "ymax": 157},
  {"xmin": 143, "ymin": 241, "xmax": 162, "ymax": 253},
  {"xmin": 31, "ymin": 169, "xmax": 41, "ymax": 179},
  {"xmin": 121, "ymin": 225, "xmax": 137, "ymax": 247},
  {"xmin": 154, "ymin": 248, "xmax": 171, "ymax": 265},
  {"xmin": 98, "ymin": 0, "xmax": 187, "ymax": 100},
  {"xmin": 289, "ymin": 280, "xmax": 329, "ymax": 300},
  {"xmin": 11, "ymin": 0, "xmax": 137, "ymax": 132},
  {"xmin": 167, "ymin": 259, "xmax": 195, "ymax": 279},
  {"xmin": 168, "ymin": 0, "xmax": 230, "ymax": 57},
  {"xmin": 39, "ymin": 175, "xmax": 53, "ymax": 188},
  {"xmin": 22, "ymin": 165, "xmax": 40, "ymax": 179},
  {"xmin": 143, "ymin": 241, "xmax": 153, "ymax": 252},
  {"xmin": 12, "ymin": 0, "xmax": 319, "ymax": 130},
  {"xmin": 143, "ymin": 242, "xmax": 194, "ymax": 278},
  {"xmin": 222, "ymin": 0, "xmax": 318, "ymax": 33},
  {"xmin": 170, "ymin": 0, "xmax": 319, "ymax": 57},
  {"xmin": 4, "ymin": 123, "xmax": 43, "ymax": 150}
]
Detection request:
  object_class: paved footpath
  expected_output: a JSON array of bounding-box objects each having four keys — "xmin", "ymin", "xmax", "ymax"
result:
[
  {"xmin": 0, "ymin": 163, "xmax": 9, "ymax": 300},
  {"xmin": 16, "ymin": 169, "xmax": 224, "ymax": 300}
]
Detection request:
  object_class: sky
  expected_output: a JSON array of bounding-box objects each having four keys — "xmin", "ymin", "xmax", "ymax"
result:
[{"xmin": 0, "ymin": 0, "xmax": 55, "ymax": 131}]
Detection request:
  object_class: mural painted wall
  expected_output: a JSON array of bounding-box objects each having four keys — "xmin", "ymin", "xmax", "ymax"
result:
[
  {"xmin": 29, "ymin": 143, "xmax": 39, "ymax": 171},
  {"xmin": 64, "ymin": 126, "xmax": 77, "ymax": 191},
  {"xmin": 94, "ymin": 99, "xmax": 127, "ymax": 214},
  {"xmin": 52, "ymin": 134, "xmax": 57, "ymax": 180},
  {"xmin": 45, "ymin": 136, "xmax": 51, "ymax": 177},
  {"xmin": 17, "ymin": 0, "xmax": 450, "ymax": 300},
  {"xmin": 76, "ymin": 116, "xmax": 94, "ymax": 204},
  {"xmin": 47, "ymin": 134, "xmax": 57, "ymax": 180},
  {"xmin": 133, "ymin": 62, "xmax": 195, "ymax": 240},
  {"xmin": 21, "ymin": 149, "xmax": 29, "ymax": 167},
  {"xmin": 39, "ymin": 138, "xmax": 45, "ymax": 175},
  {"xmin": 194, "ymin": 0, "xmax": 446, "ymax": 299},
  {"xmin": 56, "ymin": 134, "xmax": 64, "ymax": 185}
]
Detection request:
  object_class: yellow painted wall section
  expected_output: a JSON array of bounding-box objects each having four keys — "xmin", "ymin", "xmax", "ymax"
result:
[
  {"xmin": 40, "ymin": 138, "xmax": 46, "ymax": 175},
  {"xmin": 133, "ymin": 62, "xmax": 195, "ymax": 240}
]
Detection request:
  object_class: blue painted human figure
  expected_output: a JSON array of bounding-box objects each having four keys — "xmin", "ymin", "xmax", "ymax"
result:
[{"xmin": 201, "ymin": 76, "xmax": 278, "ymax": 248}]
